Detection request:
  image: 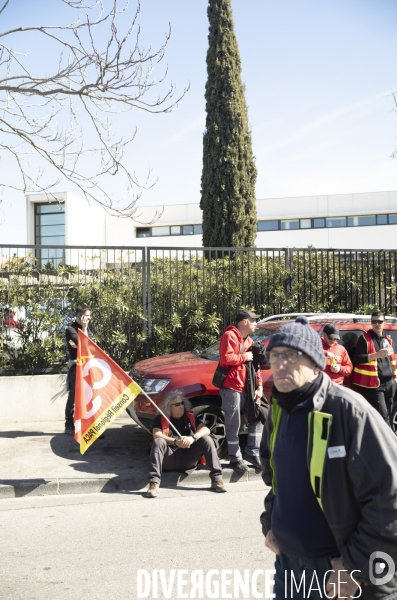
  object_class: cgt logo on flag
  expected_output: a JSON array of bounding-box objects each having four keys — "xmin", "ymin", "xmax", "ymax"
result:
[{"xmin": 74, "ymin": 329, "xmax": 142, "ymax": 453}]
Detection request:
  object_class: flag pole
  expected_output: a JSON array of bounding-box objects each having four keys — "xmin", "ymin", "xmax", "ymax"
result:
[{"xmin": 138, "ymin": 389, "xmax": 183, "ymax": 439}]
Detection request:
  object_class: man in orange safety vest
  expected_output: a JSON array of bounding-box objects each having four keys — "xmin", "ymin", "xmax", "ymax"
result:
[{"xmin": 353, "ymin": 310, "xmax": 397, "ymax": 425}]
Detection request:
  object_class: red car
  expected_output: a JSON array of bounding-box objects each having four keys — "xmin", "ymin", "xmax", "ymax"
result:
[{"xmin": 127, "ymin": 313, "xmax": 397, "ymax": 455}]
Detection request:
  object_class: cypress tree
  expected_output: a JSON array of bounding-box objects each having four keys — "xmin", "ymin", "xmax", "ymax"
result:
[{"xmin": 200, "ymin": 0, "xmax": 257, "ymax": 248}]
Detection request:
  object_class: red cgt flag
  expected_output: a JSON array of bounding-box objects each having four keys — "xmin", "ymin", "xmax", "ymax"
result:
[{"xmin": 74, "ymin": 329, "xmax": 142, "ymax": 454}]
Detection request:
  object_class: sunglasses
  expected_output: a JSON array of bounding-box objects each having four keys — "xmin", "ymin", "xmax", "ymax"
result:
[
  {"xmin": 371, "ymin": 320, "xmax": 384, "ymax": 325},
  {"xmin": 171, "ymin": 401, "xmax": 185, "ymax": 407}
]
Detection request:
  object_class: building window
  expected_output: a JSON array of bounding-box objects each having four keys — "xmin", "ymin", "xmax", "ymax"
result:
[
  {"xmin": 152, "ymin": 226, "xmax": 170, "ymax": 236},
  {"xmin": 36, "ymin": 247, "xmax": 65, "ymax": 267},
  {"xmin": 326, "ymin": 217, "xmax": 346, "ymax": 228},
  {"xmin": 136, "ymin": 224, "xmax": 203, "ymax": 237},
  {"xmin": 34, "ymin": 203, "xmax": 65, "ymax": 266},
  {"xmin": 136, "ymin": 213, "xmax": 397, "ymax": 240},
  {"xmin": 258, "ymin": 220, "xmax": 278, "ymax": 231},
  {"xmin": 300, "ymin": 219, "xmax": 311, "ymax": 229},
  {"xmin": 35, "ymin": 203, "xmax": 65, "ymax": 215},
  {"xmin": 281, "ymin": 219, "xmax": 299, "ymax": 230},
  {"xmin": 347, "ymin": 215, "xmax": 376, "ymax": 227},
  {"xmin": 136, "ymin": 228, "xmax": 150, "ymax": 238},
  {"xmin": 35, "ymin": 203, "xmax": 65, "ymax": 244}
]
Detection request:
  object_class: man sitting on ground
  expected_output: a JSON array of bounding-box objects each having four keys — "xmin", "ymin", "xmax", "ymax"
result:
[{"xmin": 146, "ymin": 390, "xmax": 226, "ymax": 498}]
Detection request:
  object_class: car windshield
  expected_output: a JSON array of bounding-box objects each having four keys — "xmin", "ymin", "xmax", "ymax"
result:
[{"xmin": 199, "ymin": 328, "xmax": 277, "ymax": 361}]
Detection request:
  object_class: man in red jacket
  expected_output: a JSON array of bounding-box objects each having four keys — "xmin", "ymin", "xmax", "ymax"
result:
[
  {"xmin": 321, "ymin": 324, "xmax": 352, "ymax": 385},
  {"xmin": 218, "ymin": 310, "xmax": 263, "ymax": 472}
]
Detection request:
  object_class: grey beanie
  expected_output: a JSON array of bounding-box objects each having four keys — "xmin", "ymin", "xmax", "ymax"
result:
[{"xmin": 267, "ymin": 315, "xmax": 326, "ymax": 369}]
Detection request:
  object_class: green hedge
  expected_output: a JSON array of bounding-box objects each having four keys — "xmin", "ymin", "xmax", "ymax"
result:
[{"xmin": 1, "ymin": 249, "xmax": 395, "ymax": 372}]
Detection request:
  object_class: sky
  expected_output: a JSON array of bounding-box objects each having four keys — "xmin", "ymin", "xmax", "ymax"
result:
[{"xmin": 0, "ymin": 0, "xmax": 397, "ymax": 243}]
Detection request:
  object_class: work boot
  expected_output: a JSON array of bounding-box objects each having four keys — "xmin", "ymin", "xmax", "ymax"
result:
[
  {"xmin": 64, "ymin": 424, "xmax": 74, "ymax": 436},
  {"xmin": 242, "ymin": 452, "xmax": 262, "ymax": 470},
  {"xmin": 146, "ymin": 482, "xmax": 159, "ymax": 498},
  {"xmin": 231, "ymin": 460, "xmax": 249, "ymax": 473},
  {"xmin": 211, "ymin": 480, "xmax": 227, "ymax": 493}
]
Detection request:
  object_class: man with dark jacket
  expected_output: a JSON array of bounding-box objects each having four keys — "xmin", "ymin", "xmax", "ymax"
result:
[
  {"xmin": 218, "ymin": 310, "xmax": 263, "ymax": 472},
  {"xmin": 260, "ymin": 316, "xmax": 397, "ymax": 599},
  {"xmin": 64, "ymin": 304, "xmax": 94, "ymax": 435},
  {"xmin": 353, "ymin": 310, "xmax": 397, "ymax": 424}
]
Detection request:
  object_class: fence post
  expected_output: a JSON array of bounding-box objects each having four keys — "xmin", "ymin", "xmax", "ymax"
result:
[
  {"xmin": 147, "ymin": 247, "xmax": 152, "ymax": 357},
  {"xmin": 141, "ymin": 247, "xmax": 152, "ymax": 359},
  {"xmin": 142, "ymin": 247, "xmax": 148, "ymax": 359},
  {"xmin": 284, "ymin": 248, "xmax": 293, "ymax": 294}
]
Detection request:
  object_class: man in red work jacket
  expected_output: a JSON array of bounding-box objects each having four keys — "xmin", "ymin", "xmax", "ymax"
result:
[
  {"xmin": 321, "ymin": 324, "xmax": 352, "ymax": 385},
  {"xmin": 218, "ymin": 310, "xmax": 263, "ymax": 472}
]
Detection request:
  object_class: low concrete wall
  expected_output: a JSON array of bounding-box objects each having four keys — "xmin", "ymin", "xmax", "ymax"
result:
[
  {"xmin": 0, "ymin": 374, "xmax": 130, "ymax": 423},
  {"xmin": 0, "ymin": 374, "xmax": 68, "ymax": 422},
  {"xmin": 0, "ymin": 375, "xmax": 67, "ymax": 423}
]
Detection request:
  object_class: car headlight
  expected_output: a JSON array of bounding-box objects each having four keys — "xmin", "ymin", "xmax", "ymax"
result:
[{"xmin": 140, "ymin": 378, "xmax": 171, "ymax": 393}]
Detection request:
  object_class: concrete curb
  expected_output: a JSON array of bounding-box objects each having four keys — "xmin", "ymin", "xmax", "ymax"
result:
[{"xmin": 0, "ymin": 466, "xmax": 264, "ymax": 499}]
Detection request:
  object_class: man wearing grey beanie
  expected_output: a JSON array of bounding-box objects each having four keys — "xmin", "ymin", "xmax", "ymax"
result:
[{"xmin": 260, "ymin": 316, "xmax": 397, "ymax": 599}]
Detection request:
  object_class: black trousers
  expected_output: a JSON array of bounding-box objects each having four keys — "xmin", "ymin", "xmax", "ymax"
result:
[
  {"xmin": 65, "ymin": 364, "xmax": 76, "ymax": 426},
  {"xmin": 355, "ymin": 378, "xmax": 396, "ymax": 425},
  {"xmin": 149, "ymin": 436, "xmax": 223, "ymax": 484}
]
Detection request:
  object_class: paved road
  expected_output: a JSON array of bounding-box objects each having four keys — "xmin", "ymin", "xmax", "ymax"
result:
[{"xmin": 0, "ymin": 481, "xmax": 276, "ymax": 600}]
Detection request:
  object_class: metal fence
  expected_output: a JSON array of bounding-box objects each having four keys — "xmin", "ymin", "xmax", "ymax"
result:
[{"xmin": 1, "ymin": 244, "xmax": 397, "ymax": 373}]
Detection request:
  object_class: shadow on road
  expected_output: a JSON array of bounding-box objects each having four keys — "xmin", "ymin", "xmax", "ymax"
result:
[
  {"xmin": 0, "ymin": 478, "xmax": 51, "ymax": 496},
  {"xmin": 48, "ymin": 422, "xmax": 234, "ymax": 493},
  {"xmin": 0, "ymin": 421, "xmax": 254, "ymax": 497},
  {"xmin": 0, "ymin": 431, "xmax": 58, "ymax": 438},
  {"xmin": 49, "ymin": 422, "xmax": 152, "ymax": 478}
]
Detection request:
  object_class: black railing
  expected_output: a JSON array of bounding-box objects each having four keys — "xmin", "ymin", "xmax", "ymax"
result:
[{"xmin": 1, "ymin": 244, "xmax": 397, "ymax": 373}]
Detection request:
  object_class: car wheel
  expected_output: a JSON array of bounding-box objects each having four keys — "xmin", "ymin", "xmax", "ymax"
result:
[
  {"xmin": 191, "ymin": 404, "xmax": 227, "ymax": 458},
  {"xmin": 391, "ymin": 402, "xmax": 397, "ymax": 434}
]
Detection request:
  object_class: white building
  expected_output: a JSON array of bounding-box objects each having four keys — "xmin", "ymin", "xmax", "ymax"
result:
[{"xmin": 25, "ymin": 189, "xmax": 397, "ymax": 261}]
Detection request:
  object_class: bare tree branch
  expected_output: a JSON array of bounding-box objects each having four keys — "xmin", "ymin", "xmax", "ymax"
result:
[
  {"xmin": 0, "ymin": 1, "xmax": 10, "ymax": 17},
  {"xmin": 62, "ymin": 0, "xmax": 103, "ymax": 8},
  {"xmin": 0, "ymin": 0, "xmax": 189, "ymax": 217}
]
